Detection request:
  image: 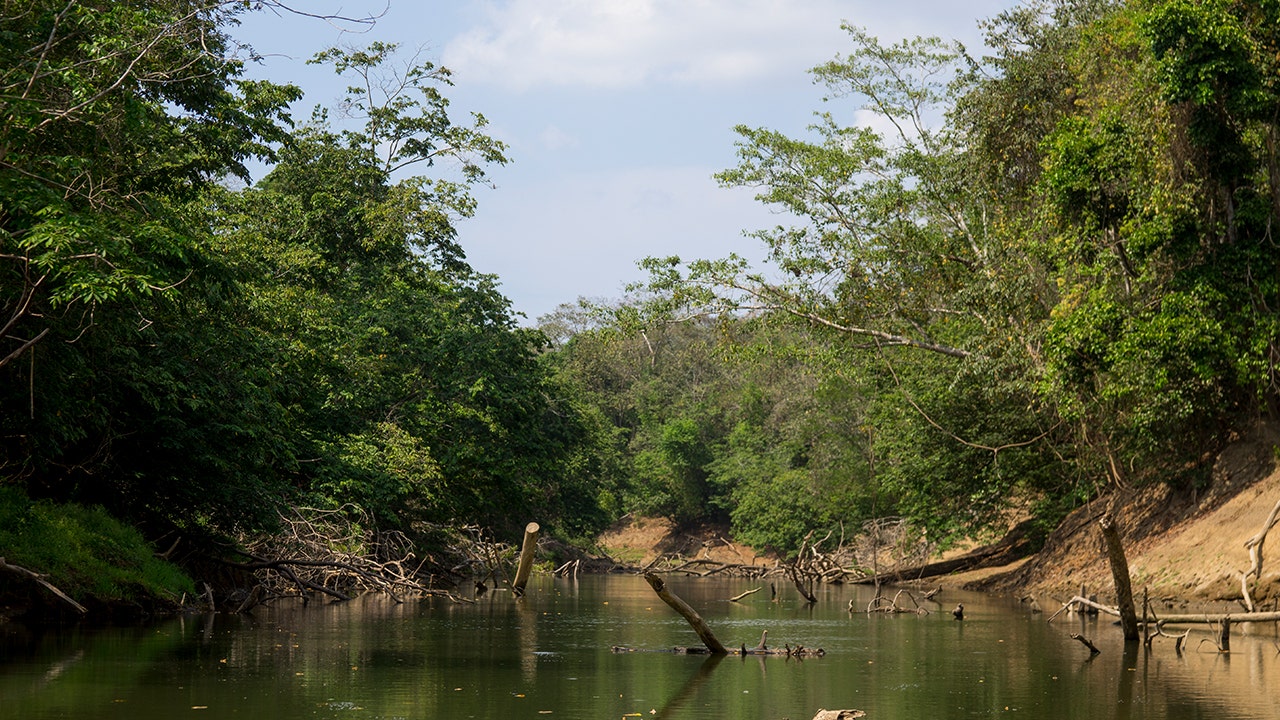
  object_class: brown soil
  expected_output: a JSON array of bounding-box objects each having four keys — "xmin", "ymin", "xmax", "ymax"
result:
[
  {"xmin": 598, "ymin": 422, "xmax": 1280, "ymax": 613},
  {"xmin": 966, "ymin": 421, "xmax": 1280, "ymax": 610},
  {"xmin": 597, "ymin": 516, "xmax": 776, "ymax": 569}
]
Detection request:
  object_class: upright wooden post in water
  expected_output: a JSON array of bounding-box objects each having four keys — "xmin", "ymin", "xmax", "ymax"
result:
[
  {"xmin": 643, "ymin": 572, "xmax": 728, "ymax": 654},
  {"xmin": 512, "ymin": 522, "xmax": 540, "ymax": 597},
  {"xmin": 1099, "ymin": 513, "xmax": 1139, "ymax": 641}
]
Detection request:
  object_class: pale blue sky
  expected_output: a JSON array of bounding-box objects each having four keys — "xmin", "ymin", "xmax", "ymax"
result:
[{"xmin": 232, "ymin": 1, "xmax": 1022, "ymax": 324}]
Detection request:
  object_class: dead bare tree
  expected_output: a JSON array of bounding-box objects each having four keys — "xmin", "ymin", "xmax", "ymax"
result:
[{"xmin": 1241, "ymin": 497, "xmax": 1280, "ymax": 612}]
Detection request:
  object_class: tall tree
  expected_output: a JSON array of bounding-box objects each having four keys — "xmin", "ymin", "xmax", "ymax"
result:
[
  {"xmin": 627, "ymin": 0, "xmax": 1280, "ymax": 539},
  {"xmin": 631, "ymin": 21, "xmax": 1063, "ymax": 536},
  {"xmin": 0, "ymin": 1, "xmax": 298, "ymax": 371},
  {"xmin": 211, "ymin": 43, "xmax": 599, "ymax": 536},
  {"xmin": 0, "ymin": 1, "xmax": 300, "ymax": 529}
]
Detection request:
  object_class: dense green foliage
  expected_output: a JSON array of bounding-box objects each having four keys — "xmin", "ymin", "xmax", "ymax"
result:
[
  {"xmin": 578, "ymin": 0, "xmax": 1280, "ymax": 551},
  {"xmin": 0, "ymin": 1, "xmax": 612, "ymax": 593},
  {"xmin": 543, "ymin": 308, "xmax": 882, "ymax": 553},
  {"xmin": 4, "ymin": 0, "xmax": 1279, "ymax": 595}
]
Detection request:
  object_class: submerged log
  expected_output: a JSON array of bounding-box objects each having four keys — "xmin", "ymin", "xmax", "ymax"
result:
[
  {"xmin": 1069, "ymin": 633, "xmax": 1102, "ymax": 655},
  {"xmin": 1049, "ymin": 596, "xmax": 1280, "ymax": 626},
  {"xmin": 1143, "ymin": 610, "xmax": 1280, "ymax": 624},
  {"xmin": 635, "ymin": 574, "xmax": 824, "ymax": 657},
  {"xmin": 612, "ymin": 643, "xmax": 825, "ymax": 657}
]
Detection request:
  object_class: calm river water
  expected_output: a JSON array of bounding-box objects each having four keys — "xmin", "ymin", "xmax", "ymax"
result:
[{"xmin": 2, "ymin": 575, "xmax": 1278, "ymax": 719}]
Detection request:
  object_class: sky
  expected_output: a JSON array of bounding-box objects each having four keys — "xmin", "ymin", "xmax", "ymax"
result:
[{"xmin": 231, "ymin": 1, "xmax": 1023, "ymax": 325}]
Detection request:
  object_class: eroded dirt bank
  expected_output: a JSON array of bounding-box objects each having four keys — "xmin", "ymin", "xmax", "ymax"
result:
[
  {"xmin": 968, "ymin": 422, "xmax": 1280, "ymax": 610},
  {"xmin": 598, "ymin": 423, "xmax": 1280, "ymax": 612}
]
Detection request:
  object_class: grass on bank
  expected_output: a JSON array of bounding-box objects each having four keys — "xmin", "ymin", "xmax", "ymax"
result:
[{"xmin": 0, "ymin": 486, "xmax": 195, "ymax": 606}]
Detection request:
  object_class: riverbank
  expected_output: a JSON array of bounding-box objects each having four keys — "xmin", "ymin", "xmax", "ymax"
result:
[
  {"xmin": 965, "ymin": 421, "xmax": 1280, "ymax": 610},
  {"xmin": 6, "ymin": 424, "xmax": 1274, "ymax": 622},
  {"xmin": 599, "ymin": 422, "xmax": 1280, "ymax": 612},
  {"xmin": 0, "ymin": 487, "xmax": 193, "ymax": 622}
]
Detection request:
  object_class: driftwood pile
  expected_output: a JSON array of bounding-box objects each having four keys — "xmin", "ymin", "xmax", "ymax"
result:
[
  {"xmin": 220, "ymin": 505, "xmax": 471, "ymax": 610},
  {"xmin": 1045, "ymin": 501, "xmax": 1280, "ymax": 657}
]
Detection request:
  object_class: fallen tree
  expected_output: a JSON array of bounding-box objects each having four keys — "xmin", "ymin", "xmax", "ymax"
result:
[
  {"xmin": 630, "ymin": 573, "xmax": 825, "ymax": 657},
  {"xmin": 644, "ymin": 572, "xmax": 727, "ymax": 654},
  {"xmin": 661, "ymin": 558, "xmax": 776, "ymax": 577},
  {"xmin": 851, "ymin": 519, "xmax": 1037, "ymax": 586},
  {"xmin": 218, "ymin": 505, "xmax": 473, "ymax": 608}
]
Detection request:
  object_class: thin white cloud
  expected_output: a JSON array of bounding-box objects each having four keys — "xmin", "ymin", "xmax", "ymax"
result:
[
  {"xmin": 443, "ymin": 0, "xmax": 852, "ymax": 90},
  {"xmin": 538, "ymin": 124, "xmax": 580, "ymax": 151},
  {"xmin": 443, "ymin": 0, "xmax": 1012, "ymax": 92}
]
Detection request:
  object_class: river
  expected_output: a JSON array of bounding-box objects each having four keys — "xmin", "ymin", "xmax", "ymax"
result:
[{"xmin": 2, "ymin": 575, "xmax": 1278, "ymax": 719}]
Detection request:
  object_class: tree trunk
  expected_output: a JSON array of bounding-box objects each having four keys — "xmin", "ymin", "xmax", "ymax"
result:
[
  {"xmin": 0, "ymin": 557, "xmax": 87, "ymax": 614},
  {"xmin": 1099, "ymin": 513, "xmax": 1139, "ymax": 641},
  {"xmin": 643, "ymin": 573, "xmax": 727, "ymax": 654},
  {"xmin": 512, "ymin": 522, "xmax": 540, "ymax": 597}
]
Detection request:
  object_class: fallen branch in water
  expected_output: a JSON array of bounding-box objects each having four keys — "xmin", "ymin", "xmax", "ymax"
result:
[
  {"xmin": 637, "ymin": 574, "xmax": 824, "ymax": 657},
  {"xmin": 1047, "ymin": 595, "xmax": 1280, "ymax": 626},
  {"xmin": 866, "ymin": 588, "xmax": 928, "ymax": 615},
  {"xmin": 1141, "ymin": 602, "xmax": 1192, "ymax": 654},
  {"xmin": 1069, "ymin": 633, "xmax": 1101, "ymax": 655},
  {"xmin": 654, "ymin": 557, "xmax": 777, "ymax": 578},
  {"xmin": 644, "ymin": 572, "xmax": 727, "ymax": 654},
  {"xmin": 1139, "ymin": 611, "xmax": 1280, "ymax": 624},
  {"xmin": 1047, "ymin": 595, "xmax": 1121, "ymax": 621}
]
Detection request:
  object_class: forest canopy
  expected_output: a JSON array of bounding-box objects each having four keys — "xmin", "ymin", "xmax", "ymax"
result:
[
  {"xmin": 0, "ymin": 2, "xmax": 606, "ymax": 552},
  {"xmin": 563, "ymin": 0, "xmax": 1280, "ymax": 552},
  {"xmin": 2, "ymin": 0, "xmax": 1278, "ymax": 588}
]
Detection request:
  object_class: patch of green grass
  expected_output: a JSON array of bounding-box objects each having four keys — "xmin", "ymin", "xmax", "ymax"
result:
[
  {"xmin": 0, "ymin": 486, "xmax": 195, "ymax": 604},
  {"xmin": 606, "ymin": 546, "xmax": 647, "ymax": 564}
]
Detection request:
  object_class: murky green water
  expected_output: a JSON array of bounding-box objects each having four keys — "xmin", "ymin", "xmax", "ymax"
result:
[{"xmin": 2, "ymin": 575, "xmax": 1278, "ymax": 719}]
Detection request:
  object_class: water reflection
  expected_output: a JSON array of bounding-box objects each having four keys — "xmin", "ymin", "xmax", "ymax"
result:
[
  {"xmin": 658, "ymin": 653, "xmax": 725, "ymax": 716},
  {"xmin": 1, "ymin": 576, "xmax": 1279, "ymax": 719}
]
